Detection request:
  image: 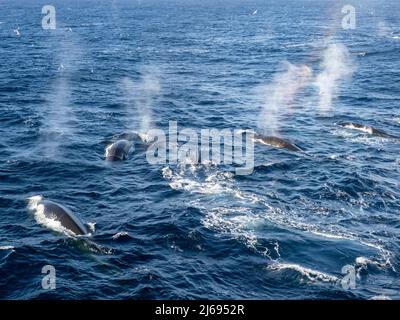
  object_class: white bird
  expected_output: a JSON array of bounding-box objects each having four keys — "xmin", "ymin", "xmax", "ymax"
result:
[
  {"xmin": 14, "ymin": 27, "xmax": 20, "ymax": 36},
  {"xmin": 251, "ymin": 9, "xmax": 258, "ymax": 15}
]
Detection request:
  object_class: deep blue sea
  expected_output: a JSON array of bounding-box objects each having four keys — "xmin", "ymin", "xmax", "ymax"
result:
[{"xmin": 1, "ymin": 0, "xmax": 400, "ymax": 299}]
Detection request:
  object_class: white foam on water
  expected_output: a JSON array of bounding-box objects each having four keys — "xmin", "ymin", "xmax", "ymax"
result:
[
  {"xmin": 162, "ymin": 163, "xmax": 267, "ymax": 251},
  {"xmin": 331, "ymin": 129, "xmax": 388, "ymax": 146},
  {"xmin": 162, "ymin": 165, "xmax": 238, "ymax": 196},
  {"xmin": 354, "ymin": 256, "xmax": 388, "ymax": 270},
  {"xmin": 0, "ymin": 246, "xmax": 14, "ymax": 250},
  {"xmin": 112, "ymin": 231, "xmax": 129, "ymax": 240},
  {"xmin": 259, "ymin": 205, "xmax": 394, "ymax": 269},
  {"xmin": 138, "ymin": 132, "xmax": 156, "ymax": 143},
  {"xmin": 161, "ymin": 166, "xmax": 173, "ymax": 179},
  {"xmin": 0, "ymin": 245, "xmax": 15, "ymax": 263},
  {"xmin": 162, "ymin": 162, "xmax": 394, "ymax": 272},
  {"xmin": 268, "ymin": 262, "xmax": 339, "ymax": 283},
  {"xmin": 358, "ymin": 241, "xmax": 394, "ymax": 271},
  {"xmin": 332, "ymin": 128, "xmax": 356, "ymax": 138},
  {"xmin": 200, "ymin": 205, "xmax": 260, "ymax": 249},
  {"xmin": 370, "ymin": 295, "xmax": 391, "ymax": 300},
  {"xmin": 87, "ymin": 222, "xmax": 96, "ymax": 233},
  {"xmin": 311, "ymin": 230, "xmax": 355, "ymax": 240},
  {"xmin": 170, "ymin": 242, "xmax": 183, "ymax": 252},
  {"xmin": 349, "ymin": 136, "xmax": 388, "ymax": 146},
  {"xmin": 162, "ymin": 164, "xmax": 261, "ymax": 204},
  {"xmin": 259, "ymin": 203, "xmax": 355, "ymax": 241},
  {"xmin": 355, "ymin": 256, "xmax": 372, "ymax": 266},
  {"xmin": 79, "ymin": 240, "xmax": 112, "ymax": 255},
  {"xmin": 342, "ymin": 123, "xmax": 373, "ymax": 134},
  {"xmin": 284, "ymin": 43, "xmax": 309, "ymax": 48}
]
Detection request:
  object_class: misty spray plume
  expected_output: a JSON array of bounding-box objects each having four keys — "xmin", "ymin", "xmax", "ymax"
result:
[
  {"xmin": 258, "ymin": 62, "xmax": 312, "ymax": 135},
  {"xmin": 40, "ymin": 35, "xmax": 82, "ymax": 159},
  {"xmin": 315, "ymin": 43, "xmax": 353, "ymax": 114},
  {"xmin": 122, "ymin": 69, "xmax": 161, "ymax": 141}
]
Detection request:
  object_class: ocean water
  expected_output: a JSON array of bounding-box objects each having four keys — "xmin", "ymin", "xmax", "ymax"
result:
[{"xmin": 1, "ymin": 0, "xmax": 400, "ymax": 299}]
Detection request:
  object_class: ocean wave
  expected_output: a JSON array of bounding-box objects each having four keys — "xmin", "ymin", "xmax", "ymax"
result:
[
  {"xmin": 162, "ymin": 163, "xmax": 269, "ymax": 252},
  {"xmin": 3, "ymin": 1, "xmax": 400, "ymax": 299},
  {"xmin": 112, "ymin": 231, "xmax": 131, "ymax": 240},
  {"xmin": 138, "ymin": 132, "xmax": 156, "ymax": 144},
  {"xmin": 331, "ymin": 128, "xmax": 390, "ymax": 146},
  {"xmin": 267, "ymin": 262, "xmax": 339, "ymax": 283},
  {"xmin": 162, "ymin": 163, "xmax": 262, "ymax": 204},
  {"xmin": 163, "ymin": 161, "xmax": 394, "ymax": 270},
  {"xmin": 0, "ymin": 247, "xmax": 15, "ymax": 266},
  {"xmin": 261, "ymin": 205, "xmax": 394, "ymax": 269},
  {"xmin": 162, "ymin": 165, "xmax": 236, "ymax": 195},
  {"xmin": 199, "ymin": 205, "xmax": 260, "ymax": 249},
  {"xmin": 369, "ymin": 295, "xmax": 392, "ymax": 300}
]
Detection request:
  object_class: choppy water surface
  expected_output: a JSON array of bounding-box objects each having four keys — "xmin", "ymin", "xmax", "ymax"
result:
[{"xmin": 1, "ymin": 0, "xmax": 400, "ymax": 299}]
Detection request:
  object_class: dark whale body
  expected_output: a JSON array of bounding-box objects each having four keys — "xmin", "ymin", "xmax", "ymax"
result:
[
  {"xmin": 253, "ymin": 134, "xmax": 303, "ymax": 152},
  {"xmin": 105, "ymin": 139, "xmax": 132, "ymax": 161},
  {"xmin": 28, "ymin": 196, "xmax": 88, "ymax": 236},
  {"xmin": 339, "ymin": 122, "xmax": 398, "ymax": 139},
  {"xmin": 42, "ymin": 201, "xmax": 88, "ymax": 235},
  {"xmin": 111, "ymin": 132, "xmax": 141, "ymax": 142}
]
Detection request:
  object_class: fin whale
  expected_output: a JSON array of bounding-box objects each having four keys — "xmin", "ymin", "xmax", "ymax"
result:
[
  {"xmin": 339, "ymin": 122, "xmax": 398, "ymax": 139},
  {"xmin": 107, "ymin": 131, "xmax": 155, "ymax": 144},
  {"xmin": 110, "ymin": 132, "xmax": 141, "ymax": 142},
  {"xmin": 105, "ymin": 139, "xmax": 132, "ymax": 161},
  {"xmin": 253, "ymin": 133, "xmax": 303, "ymax": 152},
  {"xmin": 28, "ymin": 196, "xmax": 88, "ymax": 236},
  {"xmin": 104, "ymin": 131, "xmax": 156, "ymax": 161}
]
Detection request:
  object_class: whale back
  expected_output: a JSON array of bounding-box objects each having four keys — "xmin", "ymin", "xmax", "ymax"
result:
[
  {"xmin": 105, "ymin": 139, "xmax": 132, "ymax": 161},
  {"xmin": 340, "ymin": 122, "xmax": 373, "ymax": 134},
  {"xmin": 254, "ymin": 134, "xmax": 303, "ymax": 152},
  {"xmin": 112, "ymin": 132, "xmax": 140, "ymax": 142},
  {"xmin": 371, "ymin": 127, "xmax": 397, "ymax": 138},
  {"xmin": 42, "ymin": 200, "xmax": 88, "ymax": 236},
  {"xmin": 340, "ymin": 122, "xmax": 397, "ymax": 138}
]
